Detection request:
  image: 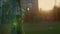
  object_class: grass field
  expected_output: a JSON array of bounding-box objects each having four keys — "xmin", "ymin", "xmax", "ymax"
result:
[{"xmin": 23, "ymin": 22, "xmax": 60, "ymax": 34}]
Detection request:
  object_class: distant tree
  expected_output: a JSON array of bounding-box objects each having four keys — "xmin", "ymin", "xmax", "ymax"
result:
[{"xmin": 53, "ymin": 6, "xmax": 60, "ymax": 21}]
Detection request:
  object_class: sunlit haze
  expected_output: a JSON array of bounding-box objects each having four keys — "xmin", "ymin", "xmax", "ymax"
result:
[
  {"xmin": 38, "ymin": 0, "xmax": 60, "ymax": 11},
  {"xmin": 56, "ymin": 0, "xmax": 60, "ymax": 7}
]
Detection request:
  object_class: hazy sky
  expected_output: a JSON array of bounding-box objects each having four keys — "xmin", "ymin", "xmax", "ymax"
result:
[
  {"xmin": 56, "ymin": 0, "xmax": 60, "ymax": 7},
  {"xmin": 38, "ymin": 0, "xmax": 60, "ymax": 11}
]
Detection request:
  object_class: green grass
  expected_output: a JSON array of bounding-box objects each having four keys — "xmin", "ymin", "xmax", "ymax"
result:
[{"xmin": 23, "ymin": 22, "xmax": 60, "ymax": 34}]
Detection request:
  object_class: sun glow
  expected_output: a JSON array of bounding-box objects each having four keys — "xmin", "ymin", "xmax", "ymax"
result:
[
  {"xmin": 38, "ymin": 0, "xmax": 55, "ymax": 11},
  {"xmin": 56, "ymin": 0, "xmax": 60, "ymax": 7}
]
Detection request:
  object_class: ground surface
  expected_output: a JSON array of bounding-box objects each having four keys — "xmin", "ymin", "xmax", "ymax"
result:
[{"xmin": 23, "ymin": 22, "xmax": 60, "ymax": 34}]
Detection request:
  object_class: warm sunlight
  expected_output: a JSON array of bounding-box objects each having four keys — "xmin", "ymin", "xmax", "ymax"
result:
[
  {"xmin": 38, "ymin": 0, "xmax": 55, "ymax": 11},
  {"xmin": 56, "ymin": 0, "xmax": 60, "ymax": 7}
]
